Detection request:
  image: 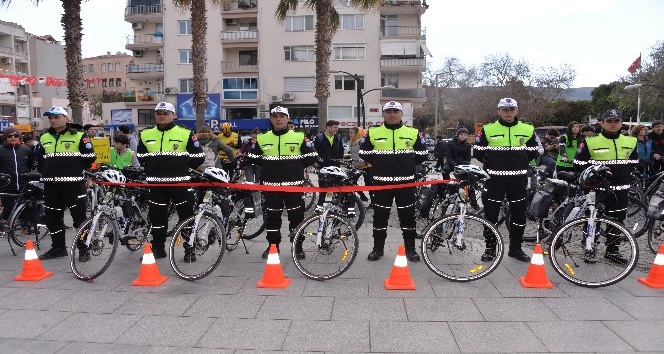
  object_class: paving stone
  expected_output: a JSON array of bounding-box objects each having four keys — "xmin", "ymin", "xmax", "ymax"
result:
[
  {"xmin": 0, "ymin": 338, "xmax": 69, "ymax": 354},
  {"xmin": 196, "ymin": 318, "xmax": 290, "ymax": 350},
  {"xmin": 541, "ymin": 297, "xmax": 634, "ymax": 321},
  {"xmin": 59, "ymin": 341, "xmax": 150, "ymax": 354},
  {"xmin": 0, "ymin": 288, "xmax": 76, "ymax": 310},
  {"xmin": 607, "ymin": 296, "xmax": 664, "ymax": 320},
  {"xmin": 235, "ymin": 276, "xmax": 307, "ymax": 297},
  {"xmin": 113, "ymin": 275, "xmax": 187, "ymax": 293},
  {"xmin": 54, "ymin": 289, "xmax": 133, "ymax": 314},
  {"xmin": 183, "ymin": 294, "xmax": 266, "ymax": 318},
  {"xmin": 302, "ymin": 278, "xmax": 369, "ymax": 297},
  {"xmin": 174, "ymin": 276, "xmax": 248, "ymax": 295},
  {"xmin": 331, "ymin": 297, "xmax": 406, "ymax": 321},
  {"xmin": 115, "ymin": 315, "xmax": 215, "ymax": 347},
  {"xmin": 489, "ymin": 276, "xmax": 569, "ymax": 298},
  {"xmin": 527, "ymin": 321, "xmax": 634, "ymax": 352},
  {"xmin": 115, "ymin": 292, "xmax": 202, "ymax": 316},
  {"xmin": 0, "ymin": 309, "xmax": 71, "ymax": 339},
  {"xmin": 257, "ymin": 295, "xmax": 333, "ymax": 320},
  {"xmin": 429, "ymin": 277, "xmax": 503, "ymax": 298},
  {"xmin": 556, "ymin": 281, "xmax": 635, "ymax": 298},
  {"xmin": 603, "ymin": 320, "xmax": 664, "ymax": 352},
  {"xmin": 368, "ymin": 277, "xmax": 436, "ymax": 298},
  {"xmin": 56, "ymin": 273, "xmax": 135, "ymax": 291},
  {"xmin": 282, "ymin": 320, "xmax": 369, "ymax": 352},
  {"xmin": 5, "ymin": 271, "xmax": 74, "ymax": 289},
  {"xmin": 370, "ymin": 321, "xmax": 459, "ymax": 353},
  {"xmin": 146, "ymin": 347, "xmax": 234, "ymax": 354},
  {"xmin": 404, "ymin": 297, "xmax": 483, "ymax": 321},
  {"xmin": 473, "ymin": 297, "xmax": 559, "ymax": 321},
  {"xmin": 39, "ymin": 312, "xmax": 140, "ymax": 343},
  {"xmin": 450, "ymin": 321, "xmax": 547, "ymax": 352}
]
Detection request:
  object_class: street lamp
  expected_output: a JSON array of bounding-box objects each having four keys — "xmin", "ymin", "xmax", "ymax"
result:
[
  {"xmin": 361, "ymin": 85, "xmax": 394, "ymax": 128},
  {"xmin": 625, "ymin": 83, "xmax": 664, "ymax": 125},
  {"xmin": 329, "ymin": 70, "xmax": 363, "ymax": 127}
]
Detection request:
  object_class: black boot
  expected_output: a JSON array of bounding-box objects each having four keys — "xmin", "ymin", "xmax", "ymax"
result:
[
  {"xmin": 507, "ymin": 241, "xmax": 531, "ymax": 262},
  {"xmin": 368, "ymin": 238, "xmax": 385, "ymax": 261},
  {"xmin": 262, "ymin": 243, "xmax": 280, "ymax": 260},
  {"xmin": 404, "ymin": 238, "xmax": 420, "ymax": 262}
]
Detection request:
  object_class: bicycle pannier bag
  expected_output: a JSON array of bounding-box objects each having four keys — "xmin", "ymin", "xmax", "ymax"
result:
[
  {"xmin": 529, "ymin": 190, "xmax": 554, "ymax": 218},
  {"xmin": 417, "ymin": 185, "xmax": 436, "ymax": 216},
  {"xmin": 648, "ymin": 183, "xmax": 664, "ymax": 220}
]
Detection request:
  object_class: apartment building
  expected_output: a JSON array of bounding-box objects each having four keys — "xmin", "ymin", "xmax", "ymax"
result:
[
  {"xmin": 110, "ymin": 0, "xmax": 429, "ymax": 132},
  {"xmin": 82, "ymin": 52, "xmax": 133, "ymax": 100},
  {"xmin": 0, "ymin": 21, "xmax": 31, "ymax": 124}
]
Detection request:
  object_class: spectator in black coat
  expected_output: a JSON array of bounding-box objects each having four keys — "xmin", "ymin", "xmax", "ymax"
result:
[
  {"xmin": 0, "ymin": 127, "xmax": 34, "ymax": 221},
  {"xmin": 648, "ymin": 120, "xmax": 664, "ymax": 174},
  {"xmin": 441, "ymin": 128, "xmax": 472, "ymax": 179},
  {"xmin": 433, "ymin": 136, "xmax": 446, "ymax": 171}
]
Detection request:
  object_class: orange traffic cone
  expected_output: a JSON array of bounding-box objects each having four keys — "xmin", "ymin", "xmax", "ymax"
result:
[
  {"xmin": 14, "ymin": 240, "xmax": 54, "ymax": 281},
  {"xmin": 519, "ymin": 243, "xmax": 554, "ymax": 289},
  {"xmin": 131, "ymin": 242, "xmax": 168, "ymax": 286},
  {"xmin": 384, "ymin": 244, "xmax": 416, "ymax": 290},
  {"xmin": 257, "ymin": 244, "xmax": 290, "ymax": 288},
  {"xmin": 638, "ymin": 244, "xmax": 664, "ymax": 288}
]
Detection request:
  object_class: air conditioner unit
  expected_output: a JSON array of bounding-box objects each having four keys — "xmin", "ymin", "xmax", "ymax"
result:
[
  {"xmin": 282, "ymin": 92, "xmax": 295, "ymax": 100},
  {"xmin": 133, "ymin": 50, "xmax": 143, "ymax": 57},
  {"xmin": 132, "ymin": 22, "xmax": 144, "ymax": 30},
  {"xmin": 258, "ymin": 104, "xmax": 269, "ymax": 111},
  {"xmin": 164, "ymin": 87, "xmax": 178, "ymax": 94},
  {"xmin": 1, "ymin": 58, "xmax": 11, "ymax": 65},
  {"xmin": 225, "ymin": 19, "xmax": 238, "ymax": 26},
  {"xmin": 270, "ymin": 95, "xmax": 281, "ymax": 102}
]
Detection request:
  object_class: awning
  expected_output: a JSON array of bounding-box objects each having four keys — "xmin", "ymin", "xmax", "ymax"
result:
[
  {"xmin": 380, "ymin": 40, "xmax": 419, "ymax": 56},
  {"xmin": 420, "ymin": 41, "xmax": 432, "ymax": 57}
]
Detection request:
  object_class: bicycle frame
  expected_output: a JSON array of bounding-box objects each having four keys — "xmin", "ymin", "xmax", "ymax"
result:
[
  {"xmin": 81, "ymin": 191, "xmax": 118, "ymax": 247},
  {"xmin": 183, "ymin": 189, "xmax": 225, "ymax": 248},
  {"xmin": 315, "ymin": 192, "xmax": 334, "ymax": 247}
]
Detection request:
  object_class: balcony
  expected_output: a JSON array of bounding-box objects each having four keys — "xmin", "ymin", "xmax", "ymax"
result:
[
  {"xmin": 125, "ymin": 4, "xmax": 163, "ymax": 23},
  {"xmin": 126, "ymin": 63, "xmax": 164, "ymax": 79},
  {"xmin": 222, "ymin": 0, "xmax": 258, "ymax": 12},
  {"xmin": 125, "ymin": 91, "xmax": 164, "ymax": 106},
  {"xmin": 380, "ymin": 0, "xmax": 428, "ymax": 14},
  {"xmin": 380, "ymin": 57, "xmax": 426, "ymax": 72},
  {"xmin": 221, "ymin": 61, "xmax": 258, "ymax": 73},
  {"xmin": 126, "ymin": 34, "xmax": 164, "ymax": 50},
  {"xmin": 220, "ymin": 30, "xmax": 258, "ymax": 47},
  {"xmin": 380, "ymin": 26, "xmax": 425, "ymax": 38}
]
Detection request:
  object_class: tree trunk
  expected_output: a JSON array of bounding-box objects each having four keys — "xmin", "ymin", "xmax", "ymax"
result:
[
  {"xmin": 61, "ymin": 0, "xmax": 84, "ymax": 125},
  {"xmin": 314, "ymin": 0, "xmax": 335, "ymax": 132},
  {"xmin": 191, "ymin": 0, "xmax": 208, "ymax": 131}
]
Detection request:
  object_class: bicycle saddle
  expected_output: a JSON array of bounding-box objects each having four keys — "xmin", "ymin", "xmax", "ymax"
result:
[
  {"xmin": 20, "ymin": 171, "xmax": 41, "ymax": 181},
  {"xmin": 453, "ymin": 165, "xmax": 489, "ymax": 180},
  {"xmin": 555, "ymin": 171, "xmax": 576, "ymax": 183}
]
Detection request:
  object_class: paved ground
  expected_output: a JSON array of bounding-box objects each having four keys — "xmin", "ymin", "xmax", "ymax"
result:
[{"xmin": 0, "ymin": 170, "xmax": 663, "ymax": 353}]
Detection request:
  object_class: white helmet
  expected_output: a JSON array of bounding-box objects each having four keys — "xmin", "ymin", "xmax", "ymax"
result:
[
  {"xmin": 319, "ymin": 166, "xmax": 347, "ymax": 179},
  {"xmin": 578, "ymin": 165, "xmax": 611, "ymax": 189},
  {"xmin": 99, "ymin": 169, "xmax": 126, "ymax": 183},
  {"xmin": 203, "ymin": 167, "xmax": 229, "ymax": 183},
  {"xmin": 453, "ymin": 165, "xmax": 489, "ymax": 179}
]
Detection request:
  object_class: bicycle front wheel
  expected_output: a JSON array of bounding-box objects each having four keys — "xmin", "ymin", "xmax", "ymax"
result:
[
  {"xmin": 169, "ymin": 212, "xmax": 226, "ymax": 281},
  {"xmin": 70, "ymin": 215, "xmax": 119, "ymax": 281},
  {"xmin": 421, "ymin": 214, "xmax": 504, "ymax": 282},
  {"xmin": 124, "ymin": 203, "xmax": 151, "ymax": 252},
  {"xmin": 7, "ymin": 201, "xmax": 49, "ymax": 247},
  {"xmin": 225, "ymin": 199, "xmax": 244, "ymax": 251},
  {"xmin": 291, "ymin": 213, "xmax": 359, "ymax": 281},
  {"xmin": 549, "ymin": 217, "xmax": 638, "ymax": 288}
]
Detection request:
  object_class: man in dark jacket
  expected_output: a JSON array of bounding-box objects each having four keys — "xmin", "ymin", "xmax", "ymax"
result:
[
  {"xmin": 441, "ymin": 128, "xmax": 471, "ymax": 179},
  {"xmin": 648, "ymin": 120, "xmax": 664, "ymax": 173},
  {"xmin": 433, "ymin": 136, "xmax": 446, "ymax": 171},
  {"xmin": 0, "ymin": 127, "xmax": 33, "ymax": 222},
  {"xmin": 314, "ymin": 120, "xmax": 343, "ymax": 211}
]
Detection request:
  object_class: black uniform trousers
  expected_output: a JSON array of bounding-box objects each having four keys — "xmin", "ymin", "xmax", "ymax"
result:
[
  {"xmin": 599, "ymin": 189, "xmax": 629, "ymax": 246},
  {"xmin": 482, "ymin": 175, "xmax": 528, "ymax": 250},
  {"xmin": 371, "ymin": 186, "xmax": 417, "ymax": 250},
  {"xmin": 264, "ymin": 190, "xmax": 305, "ymax": 245},
  {"xmin": 148, "ymin": 186, "xmax": 196, "ymax": 248},
  {"xmin": 44, "ymin": 182, "xmax": 87, "ymax": 249}
]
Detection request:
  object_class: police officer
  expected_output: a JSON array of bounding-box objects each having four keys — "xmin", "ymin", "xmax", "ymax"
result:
[
  {"xmin": 474, "ymin": 98, "xmax": 539, "ymax": 263},
  {"xmin": 360, "ymin": 101, "xmax": 428, "ymax": 262},
  {"xmin": 574, "ymin": 109, "xmax": 638, "ymax": 264},
  {"xmin": 218, "ymin": 122, "xmax": 240, "ymax": 181},
  {"xmin": 136, "ymin": 102, "xmax": 204, "ymax": 260},
  {"xmin": 38, "ymin": 106, "xmax": 96, "ymax": 260},
  {"xmin": 246, "ymin": 106, "xmax": 318, "ymax": 259}
]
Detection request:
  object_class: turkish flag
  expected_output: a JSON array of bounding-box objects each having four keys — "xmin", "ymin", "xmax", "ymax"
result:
[{"xmin": 627, "ymin": 54, "xmax": 641, "ymax": 73}]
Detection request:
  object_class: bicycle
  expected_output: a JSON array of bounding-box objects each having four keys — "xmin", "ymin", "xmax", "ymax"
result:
[
  {"xmin": 168, "ymin": 168, "xmax": 229, "ymax": 281},
  {"xmin": 545, "ymin": 165, "xmax": 639, "ymax": 288},
  {"xmin": 70, "ymin": 169, "xmax": 152, "ymax": 281},
  {"xmin": 3, "ymin": 171, "xmax": 49, "ymax": 255},
  {"xmin": 420, "ymin": 165, "xmax": 505, "ymax": 282},
  {"xmin": 290, "ymin": 166, "xmax": 359, "ymax": 280}
]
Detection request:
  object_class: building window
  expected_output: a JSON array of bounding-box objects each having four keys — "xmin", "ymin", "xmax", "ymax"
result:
[
  {"xmin": 339, "ymin": 15, "xmax": 364, "ymax": 30},
  {"xmin": 179, "ymin": 49, "xmax": 192, "ymax": 64},
  {"xmin": 178, "ymin": 20, "xmax": 192, "ymax": 35},
  {"xmin": 88, "ymin": 64, "xmax": 94, "ymax": 72},
  {"xmin": 333, "ymin": 45, "xmax": 366, "ymax": 60},
  {"xmin": 328, "ymin": 106, "xmax": 353, "ymax": 119},
  {"xmin": 225, "ymin": 107, "xmax": 258, "ymax": 120},
  {"xmin": 222, "ymin": 77, "xmax": 258, "ymax": 100},
  {"xmin": 115, "ymin": 63, "xmax": 121, "ymax": 71},
  {"xmin": 116, "ymin": 78, "xmax": 122, "ymax": 87},
  {"xmin": 284, "ymin": 77, "xmax": 315, "ymax": 92},
  {"xmin": 179, "ymin": 79, "xmax": 194, "ymax": 93},
  {"xmin": 334, "ymin": 75, "xmax": 364, "ymax": 91},
  {"xmin": 238, "ymin": 50, "xmax": 258, "ymax": 65},
  {"xmin": 101, "ymin": 63, "xmax": 107, "ymax": 72},
  {"xmin": 88, "ymin": 82, "xmax": 95, "ymax": 88},
  {"xmin": 108, "ymin": 79, "xmax": 114, "ymax": 87},
  {"xmin": 101, "ymin": 79, "xmax": 107, "ymax": 87},
  {"xmin": 381, "ymin": 73, "xmax": 399, "ymax": 88},
  {"xmin": 284, "ymin": 46, "xmax": 315, "ymax": 62},
  {"xmin": 284, "ymin": 16, "xmax": 314, "ymax": 32},
  {"xmin": 138, "ymin": 109, "xmax": 154, "ymax": 126}
]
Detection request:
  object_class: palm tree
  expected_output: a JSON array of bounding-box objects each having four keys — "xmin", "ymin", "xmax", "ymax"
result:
[
  {"xmin": 1, "ymin": 0, "xmax": 86, "ymax": 125},
  {"xmin": 276, "ymin": 0, "xmax": 381, "ymax": 129},
  {"xmin": 174, "ymin": 0, "xmax": 222, "ymax": 130}
]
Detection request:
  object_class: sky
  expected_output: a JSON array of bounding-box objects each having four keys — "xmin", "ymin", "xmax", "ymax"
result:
[{"xmin": 1, "ymin": 0, "xmax": 662, "ymax": 88}]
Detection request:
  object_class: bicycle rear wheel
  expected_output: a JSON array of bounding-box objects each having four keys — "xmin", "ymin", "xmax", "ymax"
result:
[
  {"xmin": 169, "ymin": 212, "xmax": 226, "ymax": 280},
  {"xmin": 421, "ymin": 214, "xmax": 504, "ymax": 282},
  {"xmin": 291, "ymin": 213, "xmax": 359, "ymax": 281},
  {"xmin": 648, "ymin": 219, "xmax": 664, "ymax": 254},
  {"xmin": 241, "ymin": 192, "xmax": 266, "ymax": 240},
  {"xmin": 625, "ymin": 196, "xmax": 648, "ymax": 238},
  {"xmin": 549, "ymin": 217, "xmax": 638, "ymax": 288},
  {"xmin": 7, "ymin": 201, "xmax": 49, "ymax": 247},
  {"xmin": 70, "ymin": 215, "xmax": 119, "ymax": 281},
  {"xmin": 124, "ymin": 203, "xmax": 151, "ymax": 252},
  {"xmin": 303, "ymin": 180, "xmax": 317, "ymax": 212}
]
